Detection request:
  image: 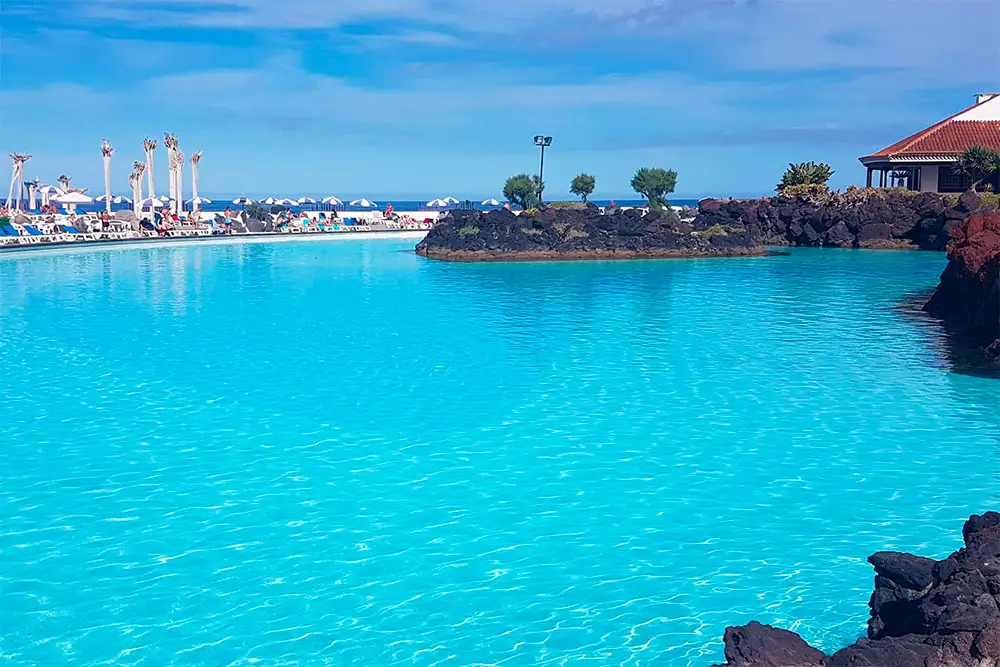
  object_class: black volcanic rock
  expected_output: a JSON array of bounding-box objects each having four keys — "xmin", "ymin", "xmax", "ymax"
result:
[
  {"xmin": 415, "ymin": 206, "xmax": 767, "ymax": 261},
  {"xmin": 717, "ymin": 622, "xmax": 826, "ymax": 667},
  {"xmin": 924, "ymin": 211, "xmax": 1000, "ymax": 363},
  {"xmin": 712, "ymin": 512, "xmax": 1000, "ymax": 667},
  {"xmin": 695, "ymin": 189, "xmax": 997, "ymax": 250}
]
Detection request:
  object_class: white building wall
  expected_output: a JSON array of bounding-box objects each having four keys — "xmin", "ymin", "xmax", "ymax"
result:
[
  {"xmin": 957, "ymin": 94, "xmax": 1000, "ymax": 120},
  {"xmin": 920, "ymin": 165, "xmax": 939, "ymax": 193}
]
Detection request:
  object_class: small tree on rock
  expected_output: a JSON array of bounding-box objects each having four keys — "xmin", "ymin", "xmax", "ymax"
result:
[
  {"xmin": 953, "ymin": 146, "xmax": 1000, "ymax": 192},
  {"xmin": 631, "ymin": 167, "xmax": 677, "ymax": 211},
  {"xmin": 504, "ymin": 174, "xmax": 538, "ymax": 210},
  {"xmin": 570, "ymin": 173, "xmax": 596, "ymax": 202},
  {"xmin": 777, "ymin": 162, "xmax": 834, "ymax": 193}
]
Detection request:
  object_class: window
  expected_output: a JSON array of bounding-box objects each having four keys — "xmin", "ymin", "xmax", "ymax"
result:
[{"xmin": 938, "ymin": 167, "xmax": 972, "ymax": 193}]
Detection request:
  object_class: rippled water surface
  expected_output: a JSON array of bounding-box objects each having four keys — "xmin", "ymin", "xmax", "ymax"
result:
[{"xmin": 1, "ymin": 239, "xmax": 998, "ymax": 666}]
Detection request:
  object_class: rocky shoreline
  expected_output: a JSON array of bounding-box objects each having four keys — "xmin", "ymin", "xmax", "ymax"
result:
[
  {"xmin": 697, "ymin": 189, "xmax": 997, "ymax": 250},
  {"xmin": 712, "ymin": 512, "xmax": 1000, "ymax": 667},
  {"xmin": 415, "ymin": 206, "xmax": 769, "ymax": 261},
  {"xmin": 923, "ymin": 212, "xmax": 1000, "ymax": 364},
  {"xmin": 417, "ymin": 190, "xmax": 1000, "ymax": 263}
]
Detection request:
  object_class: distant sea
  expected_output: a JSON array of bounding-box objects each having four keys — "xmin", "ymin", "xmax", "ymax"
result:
[
  {"xmin": 189, "ymin": 198, "xmax": 702, "ymax": 213},
  {"xmin": 21, "ymin": 198, "xmax": 702, "ymax": 214}
]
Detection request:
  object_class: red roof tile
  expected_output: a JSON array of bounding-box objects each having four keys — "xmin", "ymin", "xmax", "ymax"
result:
[{"xmin": 867, "ymin": 104, "xmax": 1000, "ymax": 159}]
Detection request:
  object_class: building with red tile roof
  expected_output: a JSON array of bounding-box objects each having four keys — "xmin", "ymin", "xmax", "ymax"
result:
[{"xmin": 859, "ymin": 93, "xmax": 1000, "ymax": 193}]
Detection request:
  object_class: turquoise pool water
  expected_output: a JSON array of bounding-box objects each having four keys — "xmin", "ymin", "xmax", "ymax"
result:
[{"xmin": 1, "ymin": 239, "xmax": 998, "ymax": 666}]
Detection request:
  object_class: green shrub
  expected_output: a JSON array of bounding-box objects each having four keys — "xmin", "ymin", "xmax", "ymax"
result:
[
  {"xmin": 777, "ymin": 162, "xmax": 834, "ymax": 192},
  {"xmin": 953, "ymin": 146, "xmax": 1000, "ymax": 191},
  {"xmin": 569, "ymin": 173, "xmax": 596, "ymax": 202},
  {"xmin": 503, "ymin": 174, "xmax": 540, "ymax": 210},
  {"xmin": 458, "ymin": 226, "xmax": 480, "ymax": 237},
  {"xmin": 631, "ymin": 167, "xmax": 678, "ymax": 211},
  {"xmin": 548, "ymin": 201, "xmax": 587, "ymax": 209},
  {"xmin": 695, "ymin": 224, "xmax": 728, "ymax": 238},
  {"xmin": 523, "ymin": 207, "xmax": 539, "ymax": 217},
  {"xmin": 779, "ymin": 183, "xmax": 830, "ymax": 198}
]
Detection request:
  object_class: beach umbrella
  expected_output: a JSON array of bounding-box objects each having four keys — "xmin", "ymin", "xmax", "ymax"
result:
[
  {"xmin": 297, "ymin": 197, "xmax": 317, "ymax": 205},
  {"xmin": 96, "ymin": 194, "xmax": 133, "ymax": 208},
  {"xmin": 158, "ymin": 195, "xmax": 170, "ymax": 203},
  {"xmin": 272, "ymin": 198, "xmax": 297, "ymax": 207},
  {"xmin": 187, "ymin": 196, "xmax": 212, "ymax": 207},
  {"xmin": 38, "ymin": 184, "xmax": 64, "ymax": 207},
  {"xmin": 53, "ymin": 191, "xmax": 93, "ymax": 213},
  {"xmin": 55, "ymin": 191, "xmax": 94, "ymax": 205},
  {"xmin": 426, "ymin": 198, "xmax": 448, "ymax": 208},
  {"xmin": 262, "ymin": 197, "xmax": 278, "ymax": 205},
  {"xmin": 349, "ymin": 198, "xmax": 377, "ymax": 208},
  {"xmin": 442, "ymin": 196, "xmax": 460, "ymax": 205},
  {"xmin": 481, "ymin": 198, "xmax": 501, "ymax": 206},
  {"xmin": 321, "ymin": 196, "xmax": 343, "ymax": 206},
  {"xmin": 138, "ymin": 196, "xmax": 167, "ymax": 209},
  {"xmin": 232, "ymin": 196, "xmax": 254, "ymax": 205}
]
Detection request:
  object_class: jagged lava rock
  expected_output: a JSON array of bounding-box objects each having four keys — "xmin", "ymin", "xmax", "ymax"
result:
[
  {"xmin": 924, "ymin": 211, "xmax": 1000, "ymax": 362},
  {"xmin": 712, "ymin": 512, "xmax": 1000, "ymax": 667},
  {"xmin": 695, "ymin": 190, "xmax": 996, "ymax": 250},
  {"xmin": 415, "ymin": 205, "xmax": 768, "ymax": 261}
]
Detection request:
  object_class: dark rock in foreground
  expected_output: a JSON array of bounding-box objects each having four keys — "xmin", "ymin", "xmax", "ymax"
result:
[
  {"xmin": 696, "ymin": 189, "xmax": 997, "ymax": 250},
  {"xmin": 711, "ymin": 512, "xmax": 1000, "ymax": 667},
  {"xmin": 924, "ymin": 212, "xmax": 1000, "ymax": 363},
  {"xmin": 415, "ymin": 205, "xmax": 768, "ymax": 261}
]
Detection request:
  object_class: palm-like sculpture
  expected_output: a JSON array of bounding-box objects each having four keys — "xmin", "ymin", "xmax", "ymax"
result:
[
  {"xmin": 143, "ymin": 138, "xmax": 157, "ymax": 198},
  {"xmin": 164, "ymin": 133, "xmax": 179, "ymax": 214},
  {"xmin": 7, "ymin": 153, "xmax": 31, "ymax": 211},
  {"xmin": 174, "ymin": 150, "xmax": 184, "ymax": 213},
  {"xmin": 102, "ymin": 139, "xmax": 115, "ymax": 213},
  {"xmin": 190, "ymin": 151, "xmax": 203, "ymax": 210},
  {"xmin": 25, "ymin": 177, "xmax": 40, "ymax": 210},
  {"xmin": 132, "ymin": 161, "xmax": 146, "ymax": 212}
]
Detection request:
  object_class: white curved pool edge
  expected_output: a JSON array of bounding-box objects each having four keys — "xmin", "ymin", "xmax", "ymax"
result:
[{"xmin": 0, "ymin": 230, "xmax": 429, "ymax": 259}]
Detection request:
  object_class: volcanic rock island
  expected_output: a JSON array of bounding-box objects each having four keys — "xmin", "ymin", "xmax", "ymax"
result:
[{"xmin": 415, "ymin": 204, "xmax": 769, "ymax": 261}]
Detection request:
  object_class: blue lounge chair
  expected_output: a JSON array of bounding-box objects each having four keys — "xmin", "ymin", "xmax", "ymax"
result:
[{"xmin": 23, "ymin": 225, "xmax": 44, "ymax": 236}]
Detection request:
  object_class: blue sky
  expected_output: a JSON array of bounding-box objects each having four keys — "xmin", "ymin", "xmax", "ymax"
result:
[{"xmin": 2, "ymin": 0, "xmax": 999, "ymax": 200}]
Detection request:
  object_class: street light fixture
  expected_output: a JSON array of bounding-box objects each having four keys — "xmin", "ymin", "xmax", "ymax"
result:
[{"xmin": 534, "ymin": 135, "xmax": 552, "ymax": 203}]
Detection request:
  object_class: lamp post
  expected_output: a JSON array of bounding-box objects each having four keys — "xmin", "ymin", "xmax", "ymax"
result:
[{"xmin": 533, "ymin": 135, "xmax": 551, "ymax": 204}]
